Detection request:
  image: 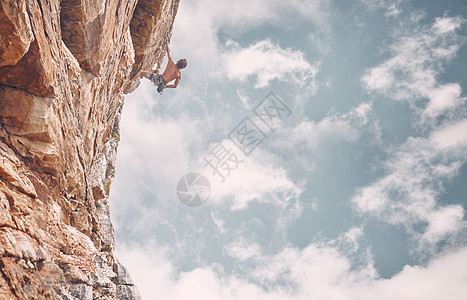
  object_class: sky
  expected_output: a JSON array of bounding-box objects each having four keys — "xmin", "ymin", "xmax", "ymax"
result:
[{"xmin": 110, "ymin": 0, "xmax": 467, "ymax": 299}]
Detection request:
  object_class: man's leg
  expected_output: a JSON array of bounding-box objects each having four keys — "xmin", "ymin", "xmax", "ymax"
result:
[
  {"xmin": 141, "ymin": 71, "xmax": 151, "ymax": 79},
  {"xmin": 130, "ymin": 70, "xmax": 150, "ymax": 81}
]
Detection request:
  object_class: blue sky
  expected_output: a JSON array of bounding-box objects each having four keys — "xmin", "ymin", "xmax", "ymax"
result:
[{"xmin": 111, "ymin": 0, "xmax": 467, "ymax": 298}]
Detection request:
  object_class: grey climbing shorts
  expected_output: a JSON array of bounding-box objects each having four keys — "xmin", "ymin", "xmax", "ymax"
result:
[{"xmin": 149, "ymin": 72, "xmax": 166, "ymax": 93}]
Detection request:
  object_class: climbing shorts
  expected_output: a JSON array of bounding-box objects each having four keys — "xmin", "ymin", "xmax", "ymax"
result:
[{"xmin": 148, "ymin": 72, "xmax": 166, "ymax": 94}]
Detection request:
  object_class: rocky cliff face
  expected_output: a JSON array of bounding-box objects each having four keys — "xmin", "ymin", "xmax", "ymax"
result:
[{"xmin": 0, "ymin": 0, "xmax": 179, "ymax": 298}]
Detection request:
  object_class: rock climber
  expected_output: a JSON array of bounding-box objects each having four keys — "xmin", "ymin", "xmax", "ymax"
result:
[{"xmin": 131, "ymin": 40, "xmax": 187, "ymax": 94}]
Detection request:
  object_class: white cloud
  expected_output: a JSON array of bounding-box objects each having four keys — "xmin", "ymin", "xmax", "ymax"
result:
[
  {"xmin": 384, "ymin": 4, "xmax": 401, "ymax": 18},
  {"xmin": 223, "ymin": 40, "xmax": 320, "ymax": 89},
  {"xmin": 273, "ymin": 103, "xmax": 380, "ymax": 169},
  {"xmin": 223, "ymin": 239, "xmax": 262, "ymax": 261},
  {"xmin": 114, "ymin": 91, "xmax": 203, "ymax": 177},
  {"xmin": 352, "ymin": 121, "xmax": 467, "ymax": 248},
  {"xmin": 422, "ymin": 205, "xmax": 464, "ymax": 244},
  {"xmin": 356, "ymin": 15, "xmax": 467, "ymax": 250},
  {"xmin": 424, "ymin": 83, "xmax": 464, "ymax": 117},
  {"xmin": 110, "ymin": 81, "xmax": 213, "ymax": 236},
  {"xmin": 430, "ymin": 119, "xmax": 467, "ymax": 150},
  {"xmin": 359, "ymin": 0, "xmax": 405, "ymax": 18},
  {"xmin": 117, "ymin": 241, "xmax": 467, "ymax": 300},
  {"xmin": 283, "ymin": 116, "xmax": 359, "ymax": 150},
  {"xmin": 432, "ymin": 16, "xmax": 463, "ymax": 34},
  {"xmin": 178, "ymin": 0, "xmax": 330, "ymax": 33},
  {"xmin": 210, "ymin": 210, "xmax": 226, "ymax": 234},
  {"xmin": 370, "ymin": 247, "xmax": 467, "ymax": 300},
  {"xmin": 205, "ymin": 141, "xmax": 304, "ymax": 211},
  {"xmin": 335, "ymin": 227, "xmax": 365, "ymax": 252},
  {"xmin": 172, "ymin": 0, "xmax": 328, "ymax": 88},
  {"xmin": 362, "ymin": 16, "xmax": 464, "ymax": 117}
]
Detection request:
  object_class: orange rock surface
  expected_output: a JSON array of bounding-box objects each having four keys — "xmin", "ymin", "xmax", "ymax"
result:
[{"xmin": 0, "ymin": 0, "xmax": 180, "ymax": 298}]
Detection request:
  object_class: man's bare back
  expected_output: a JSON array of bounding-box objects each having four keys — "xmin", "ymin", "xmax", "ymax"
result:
[
  {"xmin": 161, "ymin": 60, "xmax": 181, "ymax": 87},
  {"xmin": 131, "ymin": 41, "xmax": 187, "ymax": 93}
]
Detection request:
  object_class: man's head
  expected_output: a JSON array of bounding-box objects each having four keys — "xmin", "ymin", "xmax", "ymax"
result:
[{"xmin": 177, "ymin": 58, "xmax": 187, "ymax": 69}]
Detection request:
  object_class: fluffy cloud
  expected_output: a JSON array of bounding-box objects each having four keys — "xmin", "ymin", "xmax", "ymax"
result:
[
  {"xmin": 353, "ymin": 120, "xmax": 467, "ymax": 247},
  {"xmin": 369, "ymin": 246, "xmax": 467, "ymax": 300},
  {"xmin": 431, "ymin": 119, "xmax": 467, "ymax": 150},
  {"xmin": 433, "ymin": 16, "xmax": 464, "ymax": 34},
  {"xmin": 204, "ymin": 139, "xmax": 304, "ymax": 211},
  {"xmin": 355, "ymin": 15, "xmax": 467, "ymax": 251},
  {"xmin": 355, "ymin": 14, "xmax": 467, "ymax": 249},
  {"xmin": 117, "ymin": 239, "xmax": 467, "ymax": 300},
  {"xmin": 223, "ymin": 238, "xmax": 262, "ymax": 261},
  {"xmin": 282, "ymin": 116, "xmax": 359, "ymax": 151},
  {"xmin": 362, "ymin": 16, "xmax": 464, "ymax": 117},
  {"xmin": 287, "ymin": 103, "xmax": 375, "ymax": 148},
  {"xmin": 113, "ymin": 85, "xmax": 305, "ymax": 244},
  {"xmin": 424, "ymin": 83, "xmax": 464, "ymax": 117},
  {"xmin": 177, "ymin": 0, "xmax": 330, "ymax": 34},
  {"xmin": 113, "ymin": 82, "xmax": 205, "ymax": 186},
  {"xmin": 173, "ymin": 0, "xmax": 328, "ymax": 84},
  {"xmin": 272, "ymin": 103, "xmax": 381, "ymax": 170},
  {"xmin": 208, "ymin": 0, "xmax": 331, "ymax": 30},
  {"xmin": 422, "ymin": 205, "xmax": 464, "ymax": 244},
  {"xmin": 223, "ymin": 40, "xmax": 320, "ymax": 89},
  {"xmin": 110, "ymin": 81, "xmax": 213, "ymax": 239}
]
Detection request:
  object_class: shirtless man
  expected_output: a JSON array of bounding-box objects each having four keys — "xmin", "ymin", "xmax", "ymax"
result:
[{"xmin": 132, "ymin": 41, "xmax": 187, "ymax": 94}]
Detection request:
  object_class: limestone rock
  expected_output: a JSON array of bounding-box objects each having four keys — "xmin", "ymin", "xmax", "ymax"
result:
[{"xmin": 0, "ymin": 0, "xmax": 180, "ymax": 298}]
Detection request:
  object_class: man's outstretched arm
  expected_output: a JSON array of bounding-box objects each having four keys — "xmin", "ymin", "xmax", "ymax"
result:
[{"xmin": 166, "ymin": 40, "xmax": 172, "ymax": 61}]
